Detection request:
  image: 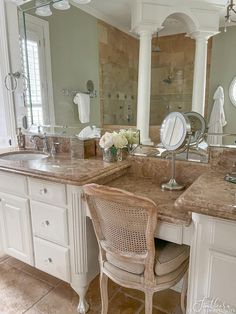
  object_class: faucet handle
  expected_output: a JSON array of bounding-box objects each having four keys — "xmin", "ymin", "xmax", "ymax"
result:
[
  {"xmin": 50, "ymin": 142, "xmax": 60, "ymax": 156},
  {"xmin": 50, "ymin": 142, "xmax": 56, "ymax": 157},
  {"xmin": 37, "ymin": 125, "xmax": 41, "ymax": 133},
  {"xmin": 30, "ymin": 136, "xmax": 39, "ymax": 151},
  {"xmin": 43, "ymin": 135, "xmax": 49, "ymax": 154}
]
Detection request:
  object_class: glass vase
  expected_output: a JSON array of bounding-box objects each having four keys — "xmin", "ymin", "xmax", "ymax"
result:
[{"xmin": 103, "ymin": 147, "xmax": 118, "ymax": 163}]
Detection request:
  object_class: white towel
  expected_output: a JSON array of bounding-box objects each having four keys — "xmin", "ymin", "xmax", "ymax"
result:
[
  {"xmin": 73, "ymin": 93, "xmax": 90, "ymax": 123},
  {"xmin": 208, "ymin": 86, "xmax": 227, "ymax": 145},
  {"xmin": 76, "ymin": 126, "xmax": 93, "ymax": 139}
]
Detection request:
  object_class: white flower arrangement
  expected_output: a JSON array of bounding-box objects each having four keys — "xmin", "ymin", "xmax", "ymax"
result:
[
  {"xmin": 119, "ymin": 129, "xmax": 140, "ymax": 148},
  {"xmin": 99, "ymin": 129, "xmax": 139, "ymax": 151}
]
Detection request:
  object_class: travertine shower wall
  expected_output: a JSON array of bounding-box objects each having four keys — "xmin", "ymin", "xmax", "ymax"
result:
[
  {"xmin": 151, "ymin": 33, "xmax": 212, "ymax": 125},
  {"xmin": 98, "ymin": 21, "xmax": 139, "ymax": 126},
  {"xmin": 99, "ymin": 27, "xmax": 212, "ymax": 127}
]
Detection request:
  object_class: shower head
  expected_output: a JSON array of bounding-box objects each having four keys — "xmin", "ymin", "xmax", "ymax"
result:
[
  {"xmin": 152, "ymin": 32, "xmax": 162, "ymax": 53},
  {"xmin": 152, "ymin": 46, "xmax": 162, "ymax": 53},
  {"xmin": 163, "ymin": 76, "xmax": 173, "ymax": 84}
]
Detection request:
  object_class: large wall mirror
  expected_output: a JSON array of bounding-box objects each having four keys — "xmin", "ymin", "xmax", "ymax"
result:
[
  {"xmin": 14, "ymin": 1, "xmax": 236, "ymax": 146},
  {"xmin": 17, "ymin": 0, "xmax": 100, "ymax": 134},
  {"xmin": 207, "ymin": 26, "xmax": 236, "ymax": 146}
]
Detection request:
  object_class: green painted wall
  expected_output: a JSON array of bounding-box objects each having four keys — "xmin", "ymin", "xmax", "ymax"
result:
[
  {"xmin": 208, "ymin": 26, "xmax": 236, "ymax": 134},
  {"xmin": 48, "ymin": 6, "xmax": 100, "ymax": 127},
  {"xmin": 27, "ymin": 4, "xmax": 100, "ymax": 128}
]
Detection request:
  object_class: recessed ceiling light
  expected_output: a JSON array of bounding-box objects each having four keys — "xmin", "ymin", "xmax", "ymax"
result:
[
  {"xmin": 73, "ymin": 0, "xmax": 91, "ymax": 4},
  {"xmin": 35, "ymin": 5, "xmax": 52, "ymax": 16},
  {"xmin": 53, "ymin": 0, "xmax": 71, "ymax": 10}
]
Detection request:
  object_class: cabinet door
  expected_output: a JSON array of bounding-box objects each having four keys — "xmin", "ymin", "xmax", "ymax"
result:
[
  {"xmin": 188, "ymin": 214, "xmax": 236, "ymax": 314},
  {"xmin": 0, "ymin": 192, "xmax": 34, "ymax": 265},
  {"xmin": 207, "ymin": 251, "xmax": 236, "ymax": 309}
]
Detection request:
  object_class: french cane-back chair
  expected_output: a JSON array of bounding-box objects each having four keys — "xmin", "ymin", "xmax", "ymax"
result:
[{"xmin": 83, "ymin": 184, "xmax": 189, "ymax": 314}]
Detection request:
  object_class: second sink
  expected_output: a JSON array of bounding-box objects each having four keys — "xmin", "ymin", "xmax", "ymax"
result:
[{"xmin": 0, "ymin": 151, "xmax": 48, "ymax": 161}]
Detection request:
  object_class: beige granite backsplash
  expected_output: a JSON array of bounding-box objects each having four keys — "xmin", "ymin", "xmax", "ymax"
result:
[
  {"xmin": 209, "ymin": 146, "xmax": 236, "ymax": 172},
  {"xmin": 25, "ymin": 134, "xmax": 96, "ymax": 159},
  {"xmin": 127, "ymin": 146, "xmax": 236, "ymax": 184},
  {"xmin": 127, "ymin": 155, "xmax": 210, "ymax": 186}
]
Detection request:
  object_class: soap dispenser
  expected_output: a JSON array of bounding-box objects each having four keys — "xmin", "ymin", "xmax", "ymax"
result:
[{"xmin": 17, "ymin": 128, "xmax": 25, "ymax": 149}]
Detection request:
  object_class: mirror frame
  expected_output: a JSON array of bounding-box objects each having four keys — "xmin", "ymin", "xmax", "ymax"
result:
[
  {"xmin": 185, "ymin": 111, "xmax": 206, "ymax": 146},
  {"xmin": 229, "ymin": 76, "xmax": 236, "ymax": 107},
  {"xmin": 160, "ymin": 112, "xmax": 191, "ymax": 151}
]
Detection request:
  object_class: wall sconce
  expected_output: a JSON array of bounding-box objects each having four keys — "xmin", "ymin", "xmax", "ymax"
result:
[{"xmin": 224, "ymin": 0, "xmax": 236, "ymax": 32}]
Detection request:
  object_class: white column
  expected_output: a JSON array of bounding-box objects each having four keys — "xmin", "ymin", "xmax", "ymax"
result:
[
  {"xmin": 191, "ymin": 31, "xmax": 215, "ymax": 116},
  {"xmin": 136, "ymin": 30, "xmax": 154, "ymax": 145}
]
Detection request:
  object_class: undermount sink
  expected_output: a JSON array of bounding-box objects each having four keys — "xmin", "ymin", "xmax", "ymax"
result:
[{"xmin": 0, "ymin": 151, "xmax": 48, "ymax": 161}]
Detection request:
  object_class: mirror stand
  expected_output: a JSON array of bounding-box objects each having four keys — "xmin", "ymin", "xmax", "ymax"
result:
[{"xmin": 161, "ymin": 152, "xmax": 185, "ymax": 191}]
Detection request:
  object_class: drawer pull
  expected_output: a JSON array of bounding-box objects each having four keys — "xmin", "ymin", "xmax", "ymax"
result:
[
  {"xmin": 42, "ymin": 220, "xmax": 50, "ymax": 227},
  {"xmin": 40, "ymin": 188, "xmax": 48, "ymax": 195},
  {"xmin": 44, "ymin": 257, "xmax": 53, "ymax": 264}
]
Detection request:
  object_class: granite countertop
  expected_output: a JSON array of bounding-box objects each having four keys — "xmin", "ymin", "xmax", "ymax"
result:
[
  {"xmin": 106, "ymin": 175, "xmax": 192, "ymax": 226},
  {"xmin": 107, "ymin": 170, "xmax": 236, "ymax": 225},
  {"xmin": 1, "ymin": 149, "xmax": 236, "ymax": 225},
  {"xmin": 176, "ymin": 171, "xmax": 236, "ymax": 222},
  {"xmin": 0, "ymin": 151, "xmax": 131, "ymax": 186}
]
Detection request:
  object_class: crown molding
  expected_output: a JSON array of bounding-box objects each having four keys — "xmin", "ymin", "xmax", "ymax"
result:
[{"xmin": 71, "ymin": 1, "xmax": 138, "ymax": 38}]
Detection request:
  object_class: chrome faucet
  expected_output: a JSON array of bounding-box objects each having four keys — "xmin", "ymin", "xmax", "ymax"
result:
[
  {"xmin": 42, "ymin": 134, "xmax": 50, "ymax": 153},
  {"xmin": 30, "ymin": 133, "xmax": 50, "ymax": 153}
]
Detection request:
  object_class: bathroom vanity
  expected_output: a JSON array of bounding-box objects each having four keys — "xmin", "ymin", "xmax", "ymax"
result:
[
  {"xmin": 0, "ymin": 154, "xmax": 130, "ymax": 312},
  {"xmin": 0, "ymin": 151, "xmax": 236, "ymax": 313}
]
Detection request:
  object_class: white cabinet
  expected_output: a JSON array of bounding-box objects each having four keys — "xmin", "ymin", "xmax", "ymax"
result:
[
  {"xmin": 0, "ymin": 170, "xmax": 99, "ymax": 313},
  {"xmin": 187, "ymin": 213, "xmax": 236, "ymax": 314},
  {"xmin": 0, "ymin": 171, "xmax": 28, "ymax": 196},
  {"xmin": 34, "ymin": 237, "xmax": 70, "ymax": 282},
  {"xmin": 31, "ymin": 201, "xmax": 68, "ymax": 246},
  {"xmin": 0, "ymin": 192, "xmax": 34, "ymax": 264},
  {"xmin": 28, "ymin": 177, "xmax": 66, "ymax": 206},
  {"xmin": 29, "ymin": 178, "xmax": 71, "ymax": 281}
]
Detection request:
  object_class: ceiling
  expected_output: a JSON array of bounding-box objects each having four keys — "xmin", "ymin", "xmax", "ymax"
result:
[{"xmin": 72, "ymin": 0, "xmax": 230, "ymax": 36}]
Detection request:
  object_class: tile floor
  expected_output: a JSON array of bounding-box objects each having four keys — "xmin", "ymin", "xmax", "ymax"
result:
[{"xmin": 0, "ymin": 254, "xmax": 182, "ymax": 314}]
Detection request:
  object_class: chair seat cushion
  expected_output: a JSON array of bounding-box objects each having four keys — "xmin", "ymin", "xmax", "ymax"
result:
[
  {"xmin": 155, "ymin": 239, "xmax": 190, "ymax": 276},
  {"xmin": 106, "ymin": 252, "xmax": 144, "ymax": 275},
  {"xmin": 104, "ymin": 259, "xmax": 189, "ymax": 289},
  {"xmin": 106, "ymin": 239, "xmax": 189, "ymax": 276}
]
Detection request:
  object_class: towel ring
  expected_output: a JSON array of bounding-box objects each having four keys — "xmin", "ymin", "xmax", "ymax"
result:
[
  {"xmin": 4, "ymin": 71, "xmax": 29, "ymax": 93},
  {"xmin": 86, "ymin": 80, "xmax": 94, "ymax": 93}
]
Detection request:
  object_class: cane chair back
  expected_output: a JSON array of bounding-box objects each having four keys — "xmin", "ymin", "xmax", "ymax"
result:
[{"xmin": 83, "ymin": 184, "xmax": 158, "ymax": 281}]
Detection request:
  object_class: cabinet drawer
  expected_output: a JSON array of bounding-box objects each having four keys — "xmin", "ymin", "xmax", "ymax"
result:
[
  {"xmin": 28, "ymin": 178, "xmax": 66, "ymax": 206},
  {"xmin": 34, "ymin": 237, "xmax": 70, "ymax": 282},
  {"xmin": 212, "ymin": 219, "xmax": 236, "ymax": 253},
  {"xmin": 155, "ymin": 222, "xmax": 183, "ymax": 244},
  {"xmin": 31, "ymin": 201, "xmax": 68, "ymax": 246},
  {"xmin": 0, "ymin": 171, "xmax": 27, "ymax": 196}
]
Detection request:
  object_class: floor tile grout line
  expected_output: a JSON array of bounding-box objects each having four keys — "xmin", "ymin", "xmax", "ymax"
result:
[
  {"xmin": 108, "ymin": 286, "xmax": 122, "ymax": 303},
  {"xmin": 0, "ymin": 256, "xmax": 11, "ymax": 264},
  {"xmin": 136, "ymin": 303, "xmax": 145, "ymax": 314},
  {"xmin": 123, "ymin": 291, "xmax": 145, "ymax": 304},
  {"xmin": 19, "ymin": 266, "xmax": 61, "ymax": 288},
  {"xmin": 22, "ymin": 280, "xmax": 63, "ymax": 314},
  {"xmin": 3, "ymin": 257, "xmax": 60, "ymax": 288}
]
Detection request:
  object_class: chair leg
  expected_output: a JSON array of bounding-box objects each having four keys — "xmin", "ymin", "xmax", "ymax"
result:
[
  {"xmin": 100, "ymin": 271, "xmax": 109, "ymax": 314},
  {"xmin": 181, "ymin": 270, "xmax": 188, "ymax": 314},
  {"xmin": 145, "ymin": 290, "xmax": 154, "ymax": 314}
]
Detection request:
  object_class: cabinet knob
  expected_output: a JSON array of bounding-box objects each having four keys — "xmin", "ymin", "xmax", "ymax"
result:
[
  {"xmin": 42, "ymin": 220, "xmax": 50, "ymax": 227},
  {"xmin": 40, "ymin": 188, "xmax": 47, "ymax": 195},
  {"xmin": 44, "ymin": 257, "xmax": 52, "ymax": 264}
]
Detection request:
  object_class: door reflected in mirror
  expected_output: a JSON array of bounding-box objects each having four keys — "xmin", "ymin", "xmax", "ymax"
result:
[{"xmin": 18, "ymin": 0, "xmax": 100, "ymax": 132}]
